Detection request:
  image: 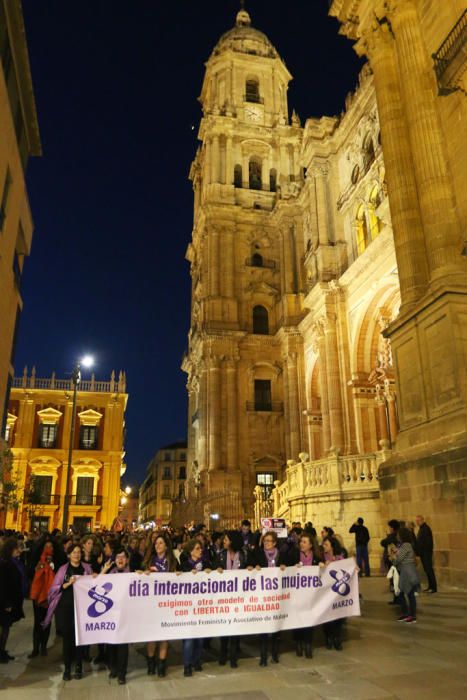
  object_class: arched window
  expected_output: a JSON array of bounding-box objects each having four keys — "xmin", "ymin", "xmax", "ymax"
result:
[
  {"xmin": 249, "ymin": 157, "xmax": 262, "ymax": 190},
  {"xmin": 245, "ymin": 78, "xmax": 260, "ymax": 103},
  {"xmin": 355, "ymin": 204, "xmax": 369, "ymax": 256},
  {"xmin": 253, "ymin": 305, "xmax": 269, "ymax": 335},
  {"xmin": 269, "ymin": 168, "xmax": 277, "ymax": 192},
  {"xmin": 363, "ymin": 134, "xmax": 375, "ymax": 172},
  {"xmin": 234, "ymin": 164, "xmax": 242, "ymax": 188},
  {"xmin": 251, "ymin": 253, "xmax": 263, "ymax": 267}
]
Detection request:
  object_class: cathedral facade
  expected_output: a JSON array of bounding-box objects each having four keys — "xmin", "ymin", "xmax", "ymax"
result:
[{"xmin": 183, "ymin": 4, "xmax": 467, "ymax": 585}]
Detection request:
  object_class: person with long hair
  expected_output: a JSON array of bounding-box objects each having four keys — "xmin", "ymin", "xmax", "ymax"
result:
[
  {"xmin": 81, "ymin": 534, "xmax": 103, "ymax": 573},
  {"xmin": 286, "ymin": 532, "xmax": 322, "ymax": 658},
  {"xmin": 180, "ymin": 538, "xmax": 211, "ymax": 676},
  {"xmin": 142, "ymin": 533, "xmax": 178, "ymax": 677},
  {"xmin": 44, "ymin": 542, "xmax": 93, "ymax": 680},
  {"xmin": 320, "ymin": 536, "xmax": 345, "ymax": 651},
  {"xmin": 393, "ymin": 527, "xmax": 420, "ymax": 623},
  {"xmin": 215, "ymin": 530, "xmax": 250, "ymax": 668},
  {"xmin": 0, "ymin": 538, "xmax": 25, "ymax": 663},
  {"xmin": 28, "ymin": 538, "xmax": 58, "ymax": 658},
  {"xmin": 252, "ymin": 531, "xmax": 287, "ymax": 666}
]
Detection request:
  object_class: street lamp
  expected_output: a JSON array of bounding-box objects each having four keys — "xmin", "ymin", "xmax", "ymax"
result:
[
  {"xmin": 125, "ymin": 485, "xmax": 131, "ymax": 495},
  {"xmin": 61, "ymin": 356, "xmax": 94, "ymax": 532}
]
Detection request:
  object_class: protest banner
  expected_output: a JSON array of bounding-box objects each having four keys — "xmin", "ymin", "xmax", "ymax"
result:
[
  {"xmin": 74, "ymin": 558, "xmax": 360, "ymax": 645},
  {"xmin": 260, "ymin": 517, "xmax": 288, "ymax": 538}
]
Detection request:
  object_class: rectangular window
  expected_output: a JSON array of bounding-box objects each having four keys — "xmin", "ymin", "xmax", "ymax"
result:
[
  {"xmin": 33, "ymin": 475, "xmax": 53, "ymax": 504},
  {"xmin": 256, "ymin": 472, "xmax": 276, "ymax": 499},
  {"xmin": 80, "ymin": 425, "xmax": 98, "ymax": 450},
  {"xmin": 178, "ymin": 466, "xmax": 186, "ymax": 479},
  {"xmin": 180, "ymin": 452, "xmax": 186, "ymax": 461},
  {"xmin": 0, "ymin": 168, "xmax": 12, "ymax": 232},
  {"xmin": 164, "ymin": 452, "xmax": 171, "ymax": 461},
  {"xmin": 76, "ymin": 476, "xmax": 94, "ymax": 505},
  {"xmin": 163, "ymin": 466, "xmax": 172, "ymax": 480},
  {"xmin": 254, "ymin": 380, "xmax": 272, "ymax": 411},
  {"xmin": 30, "ymin": 516, "xmax": 50, "ymax": 533},
  {"xmin": 162, "ymin": 484, "xmax": 171, "ymax": 498},
  {"xmin": 39, "ymin": 423, "xmax": 57, "ymax": 449}
]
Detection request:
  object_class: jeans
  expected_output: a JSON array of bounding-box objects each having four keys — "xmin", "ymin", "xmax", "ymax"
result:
[
  {"xmin": 183, "ymin": 638, "xmax": 203, "ymax": 667},
  {"xmin": 356, "ymin": 545, "xmax": 370, "ymax": 576},
  {"xmin": 400, "ymin": 586, "xmax": 417, "ymax": 618}
]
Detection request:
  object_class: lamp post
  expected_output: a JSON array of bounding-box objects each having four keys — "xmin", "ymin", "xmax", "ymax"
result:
[{"xmin": 61, "ymin": 355, "xmax": 93, "ymax": 533}]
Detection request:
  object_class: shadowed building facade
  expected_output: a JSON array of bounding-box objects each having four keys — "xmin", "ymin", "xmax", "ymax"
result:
[
  {"xmin": 183, "ymin": 5, "xmax": 466, "ymax": 584},
  {"xmin": 0, "ymin": 0, "xmax": 41, "ymax": 438}
]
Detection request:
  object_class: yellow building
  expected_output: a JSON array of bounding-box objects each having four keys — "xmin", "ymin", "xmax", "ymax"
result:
[
  {"xmin": 139, "ymin": 441, "xmax": 187, "ymax": 525},
  {"xmin": 183, "ymin": 5, "xmax": 467, "ymax": 584},
  {"xmin": 0, "ymin": 1, "xmax": 41, "ymax": 437},
  {"xmin": 5, "ymin": 368, "xmax": 128, "ymax": 532}
]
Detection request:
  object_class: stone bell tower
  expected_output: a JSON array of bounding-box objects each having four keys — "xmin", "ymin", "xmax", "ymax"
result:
[{"xmin": 183, "ymin": 7, "xmax": 307, "ymax": 521}]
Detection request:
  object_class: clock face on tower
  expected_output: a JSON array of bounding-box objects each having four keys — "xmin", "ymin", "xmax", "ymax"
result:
[{"xmin": 244, "ymin": 105, "xmax": 262, "ymax": 123}]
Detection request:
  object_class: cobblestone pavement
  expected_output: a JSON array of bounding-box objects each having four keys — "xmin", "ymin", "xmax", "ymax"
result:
[{"xmin": 1, "ymin": 577, "xmax": 466, "ymax": 699}]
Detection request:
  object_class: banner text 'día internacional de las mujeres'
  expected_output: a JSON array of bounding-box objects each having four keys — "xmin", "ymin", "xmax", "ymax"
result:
[{"xmin": 74, "ymin": 558, "xmax": 360, "ymax": 644}]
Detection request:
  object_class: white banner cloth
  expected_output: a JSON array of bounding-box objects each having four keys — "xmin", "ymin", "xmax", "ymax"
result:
[{"xmin": 74, "ymin": 558, "xmax": 360, "ymax": 644}]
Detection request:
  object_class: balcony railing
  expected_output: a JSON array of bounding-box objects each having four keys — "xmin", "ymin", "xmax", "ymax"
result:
[
  {"xmin": 13, "ymin": 370, "xmax": 126, "ymax": 393},
  {"xmin": 25, "ymin": 494, "xmax": 61, "ymax": 506},
  {"xmin": 432, "ymin": 9, "xmax": 467, "ymax": 94},
  {"xmin": 245, "ymin": 257, "xmax": 277, "ymax": 269},
  {"xmin": 67, "ymin": 495, "xmax": 103, "ymax": 507},
  {"xmin": 244, "ymin": 94, "xmax": 264, "ymax": 104},
  {"xmin": 246, "ymin": 401, "xmax": 284, "ymax": 413}
]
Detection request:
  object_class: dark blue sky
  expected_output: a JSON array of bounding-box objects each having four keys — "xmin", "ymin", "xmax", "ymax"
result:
[{"xmin": 17, "ymin": 0, "xmax": 363, "ymax": 485}]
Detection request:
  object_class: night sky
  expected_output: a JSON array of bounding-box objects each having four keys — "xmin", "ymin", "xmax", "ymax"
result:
[{"xmin": 16, "ymin": 0, "xmax": 364, "ymax": 485}]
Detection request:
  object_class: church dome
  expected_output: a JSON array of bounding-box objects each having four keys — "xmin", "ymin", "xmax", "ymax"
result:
[{"xmin": 212, "ymin": 9, "xmax": 278, "ymax": 59}]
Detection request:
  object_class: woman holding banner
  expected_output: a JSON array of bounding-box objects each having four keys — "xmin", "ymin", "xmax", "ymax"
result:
[
  {"xmin": 286, "ymin": 532, "xmax": 322, "ymax": 659},
  {"xmin": 253, "ymin": 531, "xmax": 287, "ymax": 666},
  {"xmin": 215, "ymin": 530, "xmax": 250, "ymax": 669},
  {"xmin": 180, "ymin": 539, "xmax": 211, "ymax": 676},
  {"xmin": 142, "ymin": 533, "xmax": 178, "ymax": 677},
  {"xmin": 44, "ymin": 542, "xmax": 93, "ymax": 681},
  {"xmin": 320, "ymin": 537, "xmax": 345, "ymax": 651}
]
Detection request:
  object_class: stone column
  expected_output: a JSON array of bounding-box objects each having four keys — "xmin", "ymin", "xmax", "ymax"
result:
[
  {"xmin": 323, "ymin": 314, "xmax": 345, "ymax": 453},
  {"xmin": 375, "ymin": 392, "xmax": 390, "ymax": 445},
  {"xmin": 286, "ymin": 353, "xmax": 301, "ymax": 459},
  {"xmin": 225, "ymin": 135, "xmax": 233, "ymax": 185},
  {"xmin": 204, "ymin": 137, "xmax": 212, "ymax": 185},
  {"xmin": 226, "ymin": 360, "xmax": 238, "ymax": 470},
  {"xmin": 389, "ymin": 0, "xmax": 464, "ymax": 285},
  {"xmin": 222, "ymin": 228, "xmax": 234, "ymax": 298},
  {"xmin": 359, "ymin": 20, "xmax": 428, "ymax": 309},
  {"xmin": 317, "ymin": 329, "xmax": 331, "ymax": 453},
  {"xmin": 386, "ymin": 390, "xmax": 399, "ymax": 445},
  {"xmin": 314, "ymin": 164, "xmax": 330, "ymax": 246},
  {"xmin": 198, "ymin": 364, "xmax": 208, "ymax": 472},
  {"xmin": 208, "ymin": 358, "xmax": 221, "ymax": 471},
  {"xmin": 211, "ymin": 134, "xmax": 220, "ymax": 184},
  {"xmin": 282, "ymin": 225, "xmax": 295, "ymax": 294},
  {"xmin": 210, "ymin": 227, "xmax": 220, "ymax": 297}
]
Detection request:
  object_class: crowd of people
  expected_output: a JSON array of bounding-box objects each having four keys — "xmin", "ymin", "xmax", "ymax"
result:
[{"xmin": 0, "ymin": 514, "xmax": 437, "ymax": 684}]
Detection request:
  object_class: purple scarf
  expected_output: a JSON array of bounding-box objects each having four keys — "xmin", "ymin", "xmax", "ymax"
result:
[
  {"xmin": 300, "ymin": 551, "xmax": 313, "ymax": 567},
  {"xmin": 265, "ymin": 547, "xmax": 278, "ymax": 567},
  {"xmin": 226, "ymin": 551, "xmax": 240, "ymax": 570},
  {"xmin": 188, "ymin": 557, "xmax": 203, "ymax": 571},
  {"xmin": 43, "ymin": 561, "xmax": 92, "ymax": 628},
  {"xmin": 150, "ymin": 555, "xmax": 168, "ymax": 572}
]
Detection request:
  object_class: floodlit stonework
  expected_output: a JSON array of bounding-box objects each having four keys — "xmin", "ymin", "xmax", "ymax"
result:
[
  {"xmin": 3, "ymin": 368, "xmax": 128, "ymax": 532},
  {"xmin": 183, "ymin": 4, "xmax": 467, "ymax": 584}
]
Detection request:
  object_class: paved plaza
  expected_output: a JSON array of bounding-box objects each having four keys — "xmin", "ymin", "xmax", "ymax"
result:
[{"xmin": 1, "ymin": 577, "xmax": 466, "ymax": 700}]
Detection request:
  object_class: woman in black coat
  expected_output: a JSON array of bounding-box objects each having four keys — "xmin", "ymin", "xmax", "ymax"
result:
[
  {"xmin": 215, "ymin": 530, "xmax": 250, "ymax": 669},
  {"xmin": 252, "ymin": 531, "xmax": 287, "ymax": 666},
  {"xmin": 0, "ymin": 538, "xmax": 25, "ymax": 663},
  {"xmin": 286, "ymin": 533, "xmax": 322, "ymax": 658}
]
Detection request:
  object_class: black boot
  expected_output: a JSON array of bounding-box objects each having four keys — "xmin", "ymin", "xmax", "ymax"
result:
[
  {"xmin": 271, "ymin": 636, "xmax": 279, "ymax": 664},
  {"xmin": 295, "ymin": 640, "xmax": 303, "ymax": 657},
  {"xmin": 157, "ymin": 659, "xmax": 167, "ymax": 677},
  {"xmin": 230, "ymin": 638, "xmax": 239, "ymax": 668},
  {"xmin": 63, "ymin": 665, "xmax": 71, "ymax": 681},
  {"xmin": 74, "ymin": 662, "xmax": 83, "ymax": 680},
  {"xmin": 304, "ymin": 643, "xmax": 313, "ymax": 659},
  {"xmin": 147, "ymin": 656, "xmax": 156, "ymax": 675},
  {"xmin": 184, "ymin": 665, "xmax": 192, "ymax": 677},
  {"xmin": 259, "ymin": 637, "xmax": 268, "ymax": 667},
  {"xmin": 219, "ymin": 638, "xmax": 228, "ymax": 666},
  {"xmin": 28, "ymin": 648, "xmax": 40, "ymax": 659},
  {"xmin": 333, "ymin": 637, "xmax": 343, "ymax": 651}
]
